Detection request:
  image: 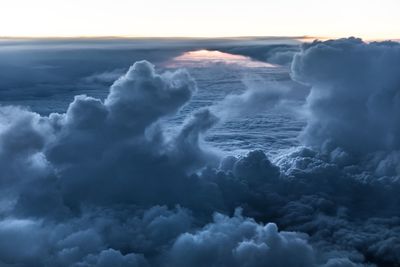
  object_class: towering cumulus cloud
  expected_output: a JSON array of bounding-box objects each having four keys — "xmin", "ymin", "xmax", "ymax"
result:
[
  {"xmin": 279, "ymin": 38, "xmax": 400, "ymax": 266},
  {"xmin": 0, "ymin": 39, "xmax": 399, "ymax": 267},
  {"xmin": 45, "ymin": 60, "xmax": 204, "ymax": 208},
  {"xmin": 292, "ymin": 38, "xmax": 400, "ymax": 175}
]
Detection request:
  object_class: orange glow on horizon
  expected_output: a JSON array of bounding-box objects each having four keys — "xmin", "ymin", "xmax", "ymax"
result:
[{"xmin": 166, "ymin": 50, "xmax": 278, "ymax": 68}]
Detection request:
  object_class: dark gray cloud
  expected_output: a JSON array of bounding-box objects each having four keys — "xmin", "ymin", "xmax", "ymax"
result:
[
  {"xmin": 0, "ymin": 58, "xmax": 319, "ymax": 266},
  {"xmin": 0, "ymin": 37, "xmax": 399, "ymax": 266}
]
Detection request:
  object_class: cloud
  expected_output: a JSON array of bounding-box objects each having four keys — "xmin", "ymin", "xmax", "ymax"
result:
[
  {"xmin": 42, "ymin": 61, "xmax": 215, "ymax": 210},
  {"xmin": 211, "ymin": 75, "xmax": 290, "ymax": 120},
  {"xmin": 74, "ymin": 249, "xmax": 149, "ymax": 267},
  {"xmin": 291, "ymin": 37, "xmax": 400, "ymax": 175},
  {"xmin": 0, "ymin": 205, "xmax": 191, "ymax": 267},
  {"xmin": 220, "ymin": 44, "xmax": 300, "ymax": 66},
  {"xmin": 165, "ymin": 209, "xmax": 315, "ymax": 267},
  {"xmin": 0, "ymin": 58, "xmax": 317, "ymax": 266},
  {"xmin": 0, "ymin": 37, "xmax": 299, "ymax": 114},
  {"xmin": 82, "ymin": 68, "xmax": 126, "ymax": 84},
  {"xmin": 0, "ymin": 41, "xmax": 399, "ymax": 266}
]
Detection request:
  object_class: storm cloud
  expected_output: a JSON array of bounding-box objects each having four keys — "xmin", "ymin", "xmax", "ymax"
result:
[{"xmin": 0, "ymin": 38, "xmax": 399, "ymax": 266}]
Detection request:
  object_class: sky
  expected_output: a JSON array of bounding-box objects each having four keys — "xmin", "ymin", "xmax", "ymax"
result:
[{"xmin": 1, "ymin": 0, "xmax": 399, "ymax": 39}]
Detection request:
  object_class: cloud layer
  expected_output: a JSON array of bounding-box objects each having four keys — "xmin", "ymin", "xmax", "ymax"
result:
[{"xmin": 0, "ymin": 38, "xmax": 399, "ymax": 266}]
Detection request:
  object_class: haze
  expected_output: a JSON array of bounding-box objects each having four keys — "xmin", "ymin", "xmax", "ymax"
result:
[{"xmin": 1, "ymin": 0, "xmax": 399, "ymax": 39}]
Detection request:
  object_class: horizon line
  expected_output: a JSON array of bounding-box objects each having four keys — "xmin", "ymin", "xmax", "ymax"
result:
[
  {"xmin": 0, "ymin": 35, "xmax": 398, "ymax": 42},
  {"xmin": 0, "ymin": 35, "xmax": 311, "ymax": 39}
]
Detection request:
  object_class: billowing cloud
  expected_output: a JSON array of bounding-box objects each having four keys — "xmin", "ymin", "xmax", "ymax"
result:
[
  {"xmin": 291, "ymin": 37, "xmax": 400, "ymax": 175},
  {"xmin": 166, "ymin": 209, "xmax": 315, "ymax": 267},
  {"xmin": 211, "ymin": 76, "xmax": 289, "ymax": 120},
  {"xmin": 0, "ymin": 38, "xmax": 399, "ymax": 266}
]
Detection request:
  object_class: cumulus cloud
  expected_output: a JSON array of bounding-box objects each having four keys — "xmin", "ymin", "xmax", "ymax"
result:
[
  {"xmin": 0, "ymin": 58, "xmax": 314, "ymax": 266},
  {"xmin": 0, "ymin": 205, "xmax": 190, "ymax": 267},
  {"xmin": 74, "ymin": 249, "xmax": 148, "ymax": 267},
  {"xmin": 291, "ymin": 37, "xmax": 400, "ymax": 175},
  {"xmin": 211, "ymin": 75, "xmax": 289, "ymax": 120},
  {"xmin": 0, "ymin": 40, "xmax": 399, "ymax": 267},
  {"xmin": 0, "ymin": 60, "xmax": 216, "ymax": 216},
  {"xmin": 166, "ymin": 209, "xmax": 315, "ymax": 267}
]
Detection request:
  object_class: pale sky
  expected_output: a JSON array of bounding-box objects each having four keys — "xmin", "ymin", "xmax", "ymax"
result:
[{"xmin": 1, "ymin": 0, "xmax": 399, "ymax": 39}]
